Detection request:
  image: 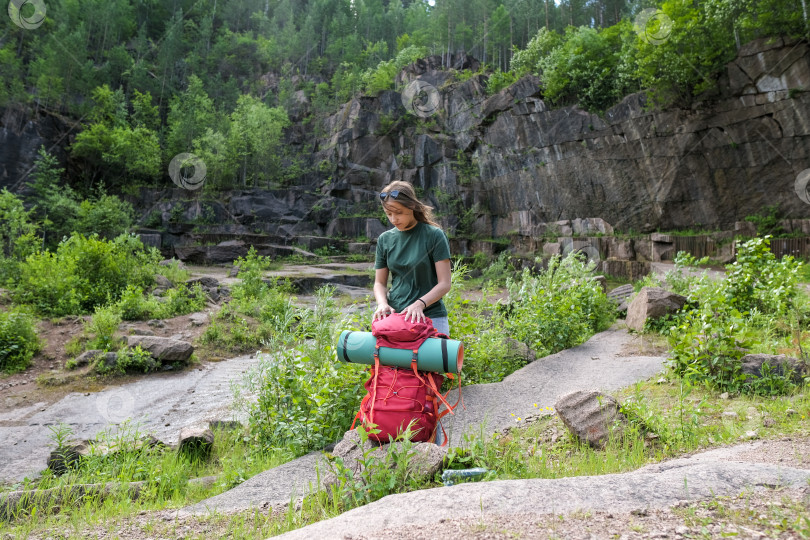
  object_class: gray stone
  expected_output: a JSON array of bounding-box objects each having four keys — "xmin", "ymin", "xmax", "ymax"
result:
[
  {"xmin": 47, "ymin": 440, "xmax": 92, "ymax": 474},
  {"xmin": 178, "ymin": 426, "xmax": 214, "ymax": 457},
  {"xmin": 275, "ymin": 457, "xmax": 810, "ymax": 540},
  {"xmin": 347, "ymin": 242, "xmax": 372, "ymax": 254},
  {"xmin": 188, "ymin": 313, "xmax": 208, "ymax": 326},
  {"xmin": 592, "ymin": 275, "xmax": 607, "ymax": 293},
  {"xmin": 186, "ymin": 276, "xmax": 219, "ymax": 289},
  {"xmin": 74, "ymin": 350, "xmax": 103, "ymax": 367},
  {"xmin": 126, "ymin": 336, "xmax": 193, "ymax": 363},
  {"xmin": 625, "ymin": 287, "xmax": 687, "ymax": 332},
  {"xmin": 323, "ymin": 429, "xmax": 446, "ymax": 491},
  {"xmin": 175, "ymin": 242, "xmax": 248, "ymax": 264},
  {"xmin": 607, "ymin": 284, "xmax": 634, "ymax": 304},
  {"xmin": 554, "ymin": 390, "xmax": 626, "ymax": 449},
  {"xmin": 739, "ymin": 354, "xmax": 808, "ymax": 383},
  {"xmin": 228, "ymin": 265, "xmax": 240, "ymax": 278},
  {"xmin": 542, "ymin": 242, "xmax": 561, "ymax": 256},
  {"xmin": 182, "ymin": 451, "xmax": 324, "ymax": 514},
  {"xmin": 154, "ymin": 274, "xmax": 173, "ymax": 289},
  {"xmin": 504, "ymin": 337, "xmax": 536, "ymax": 363},
  {"xmin": 159, "ymin": 259, "xmax": 185, "ymax": 269}
]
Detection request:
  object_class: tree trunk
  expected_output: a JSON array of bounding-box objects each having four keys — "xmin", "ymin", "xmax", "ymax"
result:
[
  {"xmin": 545, "ymin": 0, "xmax": 549, "ymax": 30},
  {"xmin": 802, "ymin": 0, "xmax": 809, "ymax": 35}
]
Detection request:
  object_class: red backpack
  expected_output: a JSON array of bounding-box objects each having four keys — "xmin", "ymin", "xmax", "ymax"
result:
[{"xmin": 352, "ymin": 314, "xmax": 461, "ymax": 445}]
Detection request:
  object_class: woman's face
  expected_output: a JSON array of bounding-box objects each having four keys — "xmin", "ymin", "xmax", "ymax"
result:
[{"xmin": 383, "ymin": 200, "xmax": 417, "ymax": 231}]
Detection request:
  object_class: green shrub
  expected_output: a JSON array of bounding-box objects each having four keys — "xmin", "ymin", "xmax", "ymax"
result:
[
  {"xmin": 73, "ymin": 194, "xmax": 134, "ymax": 240},
  {"xmin": 116, "ymin": 285, "xmax": 155, "ymax": 320},
  {"xmin": 244, "ymin": 287, "xmax": 367, "ymax": 455},
  {"xmin": 155, "ymin": 259, "xmax": 190, "ymax": 284},
  {"xmin": 665, "ymin": 237, "xmax": 805, "ymax": 395},
  {"xmin": 504, "ymin": 252, "xmax": 615, "ymax": 357},
  {"xmin": 85, "ymin": 304, "xmax": 123, "ymax": 352},
  {"xmin": 444, "ymin": 264, "xmax": 525, "ymax": 385},
  {"xmin": 13, "ymin": 233, "xmax": 159, "ymax": 316},
  {"xmin": 98, "ymin": 345, "xmax": 159, "ymax": 375},
  {"xmin": 0, "ymin": 309, "xmax": 40, "ymax": 373},
  {"xmin": 155, "ymin": 283, "xmax": 207, "ymax": 318},
  {"xmin": 486, "ymin": 69, "xmax": 519, "ymax": 95}
]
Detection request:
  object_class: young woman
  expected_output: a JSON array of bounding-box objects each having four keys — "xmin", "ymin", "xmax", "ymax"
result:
[{"xmin": 372, "ymin": 180, "xmax": 452, "ymax": 336}]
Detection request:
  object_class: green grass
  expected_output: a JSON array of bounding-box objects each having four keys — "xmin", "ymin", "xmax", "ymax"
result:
[{"xmin": 1, "ymin": 423, "xmax": 289, "ymax": 537}]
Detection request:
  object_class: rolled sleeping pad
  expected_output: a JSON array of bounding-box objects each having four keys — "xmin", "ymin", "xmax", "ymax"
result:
[{"xmin": 337, "ymin": 330, "xmax": 464, "ymax": 374}]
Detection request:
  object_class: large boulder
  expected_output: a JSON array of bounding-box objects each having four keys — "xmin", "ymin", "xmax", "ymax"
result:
[
  {"xmin": 323, "ymin": 429, "xmax": 446, "ymax": 491},
  {"xmin": 625, "ymin": 287, "xmax": 687, "ymax": 332},
  {"xmin": 739, "ymin": 354, "xmax": 808, "ymax": 384},
  {"xmin": 126, "ymin": 336, "xmax": 193, "ymax": 363},
  {"xmin": 555, "ymin": 390, "xmax": 626, "ymax": 449}
]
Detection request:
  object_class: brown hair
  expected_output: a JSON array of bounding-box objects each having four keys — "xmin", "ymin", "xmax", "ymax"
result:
[{"xmin": 379, "ymin": 180, "xmax": 441, "ymax": 228}]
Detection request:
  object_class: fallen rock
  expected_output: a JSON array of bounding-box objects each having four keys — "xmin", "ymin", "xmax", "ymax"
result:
[
  {"xmin": 504, "ymin": 337, "xmax": 536, "ymax": 363},
  {"xmin": 228, "ymin": 265, "xmax": 240, "ymax": 278},
  {"xmin": 739, "ymin": 354, "xmax": 808, "ymax": 384},
  {"xmin": 592, "ymin": 275, "xmax": 607, "ymax": 293},
  {"xmin": 154, "ymin": 274, "xmax": 173, "ymax": 289},
  {"xmin": 73, "ymin": 350, "xmax": 103, "ymax": 367},
  {"xmin": 47, "ymin": 440, "xmax": 92, "ymax": 475},
  {"xmin": 324, "ymin": 429, "xmax": 446, "ymax": 490},
  {"xmin": 625, "ymin": 287, "xmax": 687, "ymax": 332},
  {"xmin": 607, "ymin": 284, "xmax": 634, "ymax": 305},
  {"xmin": 126, "ymin": 336, "xmax": 193, "ymax": 363},
  {"xmin": 189, "ymin": 312, "xmax": 208, "ymax": 326},
  {"xmin": 186, "ymin": 276, "xmax": 219, "ymax": 289},
  {"xmin": 554, "ymin": 390, "xmax": 627, "ymax": 449},
  {"xmin": 178, "ymin": 426, "xmax": 214, "ymax": 458},
  {"xmin": 159, "ymin": 258, "xmax": 186, "ymax": 269}
]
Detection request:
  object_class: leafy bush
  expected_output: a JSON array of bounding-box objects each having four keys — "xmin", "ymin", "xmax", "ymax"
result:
[
  {"xmin": 504, "ymin": 252, "xmax": 615, "ymax": 357},
  {"xmin": 445, "ymin": 264, "xmax": 525, "ymax": 385},
  {"xmin": 363, "ymin": 45, "xmax": 428, "ymax": 95},
  {"xmin": 157, "ymin": 283, "xmax": 207, "ymax": 318},
  {"xmin": 242, "ymin": 287, "xmax": 367, "ymax": 455},
  {"xmin": 486, "ymin": 69, "xmax": 518, "ymax": 95},
  {"xmin": 0, "ymin": 309, "xmax": 40, "ymax": 373},
  {"xmin": 665, "ymin": 236, "xmax": 805, "ymax": 395},
  {"xmin": 85, "ymin": 304, "xmax": 123, "ymax": 352},
  {"xmin": 96, "ymin": 346, "xmax": 158, "ymax": 375},
  {"xmin": 13, "ymin": 233, "xmax": 159, "ymax": 316}
]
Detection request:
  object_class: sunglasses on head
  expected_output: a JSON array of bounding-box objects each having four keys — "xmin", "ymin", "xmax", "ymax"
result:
[{"xmin": 379, "ymin": 190, "xmax": 401, "ymax": 200}]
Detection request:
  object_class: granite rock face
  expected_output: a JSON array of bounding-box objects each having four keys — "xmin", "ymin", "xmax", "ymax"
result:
[
  {"xmin": 3, "ymin": 41, "xmax": 809, "ymax": 250},
  {"xmin": 317, "ymin": 38, "xmax": 810, "ymax": 237}
]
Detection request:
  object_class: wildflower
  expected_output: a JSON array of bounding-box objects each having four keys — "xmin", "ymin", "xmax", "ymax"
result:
[{"xmin": 533, "ymin": 403, "xmax": 538, "ymax": 408}]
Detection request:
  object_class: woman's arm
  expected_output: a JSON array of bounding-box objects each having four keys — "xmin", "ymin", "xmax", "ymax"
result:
[
  {"xmin": 401, "ymin": 258, "xmax": 452, "ymax": 322},
  {"xmin": 372, "ymin": 267, "xmax": 395, "ymax": 321}
]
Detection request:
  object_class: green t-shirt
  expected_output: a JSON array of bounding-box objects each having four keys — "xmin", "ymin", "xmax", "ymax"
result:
[{"xmin": 375, "ymin": 222, "xmax": 451, "ymax": 318}]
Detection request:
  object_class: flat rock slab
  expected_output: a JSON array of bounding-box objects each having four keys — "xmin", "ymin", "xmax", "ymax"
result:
[
  {"xmin": 277, "ymin": 459, "xmax": 810, "ymax": 540},
  {"xmin": 0, "ymin": 354, "xmax": 257, "ymax": 484},
  {"xmin": 177, "ymin": 327, "xmax": 663, "ymax": 517},
  {"xmin": 181, "ymin": 451, "xmax": 326, "ymax": 515},
  {"xmin": 442, "ymin": 327, "xmax": 665, "ymax": 447}
]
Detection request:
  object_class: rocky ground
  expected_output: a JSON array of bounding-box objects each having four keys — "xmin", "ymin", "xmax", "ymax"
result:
[{"xmin": 11, "ymin": 437, "xmax": 808, "ymax": 540}]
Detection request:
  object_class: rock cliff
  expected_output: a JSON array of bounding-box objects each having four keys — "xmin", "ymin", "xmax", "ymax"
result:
[
  {"xmin": 318, "ymin": 36, "xmax": 810, "ymax": 240},
  {"xmin": 1, "ymin": 37, "xmax": 809, "ymax": 255}
]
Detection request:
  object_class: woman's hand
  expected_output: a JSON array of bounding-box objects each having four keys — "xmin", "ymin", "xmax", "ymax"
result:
[
  {"xmin": 373, "ymin": 303, "xmax": 396, "ymax": 321},
  {"xmin": 401, "ymin": 301, "xmax": 426, "ymax": 323}
]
